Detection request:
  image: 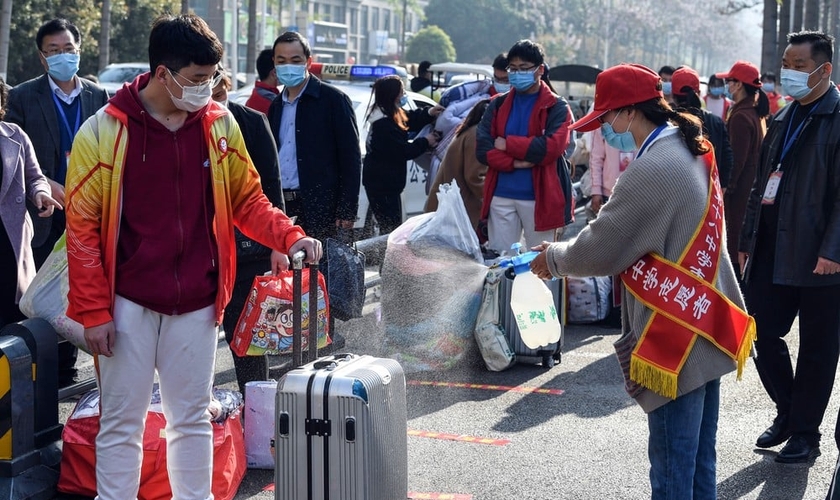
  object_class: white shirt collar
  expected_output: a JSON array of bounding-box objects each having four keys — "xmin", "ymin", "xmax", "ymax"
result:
[{"xmin": 47, "ymin": 75, "xmax": 82, "ymax": 104}]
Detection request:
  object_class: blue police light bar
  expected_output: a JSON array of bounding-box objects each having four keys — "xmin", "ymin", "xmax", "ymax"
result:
[{"xmin": 350, "ymin": 65, "xmax": 398, "ymax": 79}]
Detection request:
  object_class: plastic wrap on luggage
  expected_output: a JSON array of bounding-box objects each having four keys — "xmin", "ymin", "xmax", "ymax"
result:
[{"xmin": 381, "ymin": 212, "xmax": 487, "ymax": 372}]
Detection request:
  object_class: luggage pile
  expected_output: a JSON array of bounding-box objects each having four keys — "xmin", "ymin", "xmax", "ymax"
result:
[{"xmin": 380, "ymin": 181, "xmax": 487, "ymax": 373}]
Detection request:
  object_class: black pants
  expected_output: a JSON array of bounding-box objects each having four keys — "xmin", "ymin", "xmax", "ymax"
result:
[
  {"xmin": 0, "ymin": 227, "xmax": 25, "ymax": 327},
  {"xmin": 366, "ymin": 189, "xmax": 402, "ymax": 235},
  {"xmin": 223, "ymin": 259, "xmax": 272, "ymax": 396},
  {"xmin": 283, "ymin": 197, "xmax": 336, "ymax": 243},
  {"xmin": 745, "ymin": 247, "xmax": 840, "ymax": 446}
]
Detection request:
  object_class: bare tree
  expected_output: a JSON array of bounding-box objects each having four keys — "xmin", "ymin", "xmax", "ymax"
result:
[
  {"xmin": 245, "ymin": 0, "xmax": 257, "ymax": 85},
  {"xmin": 803, "ymin": 0, "xmax": 819, "ymax": 29},
  {"xmin": 776, "ymin": 0, "xmax": 791, "ymax": 73},
  {"xmin": 0, "ymin": 0, "xmax": 11, "ymax": 81},
  {"xmin": 99, "ymin": 0, "xmax": 111, "ymax": 73},
  {"xmin": 760, "ymin": 0, "xmax": 777, "ymax": 74},
  {"xmin": 719, "ymin": 0, "xmax": 761, "ymax": 14}
]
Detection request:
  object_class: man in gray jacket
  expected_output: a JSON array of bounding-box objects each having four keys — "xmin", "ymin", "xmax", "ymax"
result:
[{"xmin": 5, "ymin": 18, "xmax": 109, "ymax": 386}]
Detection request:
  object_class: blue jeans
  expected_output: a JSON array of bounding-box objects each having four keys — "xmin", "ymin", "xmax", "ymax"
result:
[{"xmin": 648, "ymin": 379, "xmax": 720, "ymax": 500}]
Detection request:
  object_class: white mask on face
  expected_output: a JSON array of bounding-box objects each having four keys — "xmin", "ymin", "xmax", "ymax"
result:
[{"xmin": 166, "ymin": 68, "xmax": 214, "ymax": 112}]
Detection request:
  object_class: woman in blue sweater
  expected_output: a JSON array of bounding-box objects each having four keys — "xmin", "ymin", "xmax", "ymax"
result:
[{"xmin": 363, "ymin": 75, "xmax": 441, "ymax": 234}]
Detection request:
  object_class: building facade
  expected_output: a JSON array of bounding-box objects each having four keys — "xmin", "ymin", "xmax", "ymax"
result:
[{"xmin": 192, "ymin": 0, "xmax": 428, "ymax": 76}]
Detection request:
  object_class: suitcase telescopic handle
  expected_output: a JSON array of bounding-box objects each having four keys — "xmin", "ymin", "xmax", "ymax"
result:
[{"xmin": 291, "ymin": 250, "xmax": 307, "ymax": 269}]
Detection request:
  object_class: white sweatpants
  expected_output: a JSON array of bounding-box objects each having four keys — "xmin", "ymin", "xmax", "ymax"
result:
[
  {"xmin": 95, "ymin": 295, "xmax": 218, "ymax": 500},
  {"xmin": 488, "ymin": 196, "xmax": 555, "ymax": 254}
]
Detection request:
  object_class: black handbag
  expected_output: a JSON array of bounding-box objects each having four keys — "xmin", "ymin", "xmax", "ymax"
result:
[{"xmin": 321, "ymin": 237, "xmax": 366, "ymax": 321}]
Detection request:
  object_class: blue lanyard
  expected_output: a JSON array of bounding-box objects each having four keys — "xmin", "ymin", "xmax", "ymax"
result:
[
  {"xmin": 779, "ymin": 100, "xmax": 820, "ymax": 167},
  {"xmin": 51, "ymin": 92, "xmax": 81, "ymax": 140},
  {"xmin": 634, "ymin": 124, "xmax": 667, "ymax": 159}
]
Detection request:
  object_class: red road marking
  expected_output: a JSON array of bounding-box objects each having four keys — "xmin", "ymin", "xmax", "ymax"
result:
[
  {"xmin": 407, "ymin": 379, "xmax": 564, "ymax": 395},
  {"xmin": 266, "ymin": 484, "xmax": 474, "ymax": 499},
  {"xmin": 408, "ymin": 429, "xmax": 510, "ymax": 446}
]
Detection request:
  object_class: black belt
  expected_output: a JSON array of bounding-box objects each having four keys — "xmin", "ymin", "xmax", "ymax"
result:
[{"xmin": 283, "ymin": 189, "xmax": 301, "ymax": 201}]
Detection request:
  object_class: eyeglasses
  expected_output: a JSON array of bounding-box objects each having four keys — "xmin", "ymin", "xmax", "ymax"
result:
[
  {"xmin": 168, "ymin": 68, "xmax": 223, "ymax": 89},
  {"xmin": 40, "ymin": 47, "xmax": 80, "ymax": 58},
  {"xmin": 506, "ymin": 65, "xmax": 538, "ymax": 75}
]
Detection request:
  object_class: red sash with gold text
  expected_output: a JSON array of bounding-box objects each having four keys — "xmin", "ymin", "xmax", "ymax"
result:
[{"xmin": 620, "ymin": 151, "xmax": 756, "ymax": 399}]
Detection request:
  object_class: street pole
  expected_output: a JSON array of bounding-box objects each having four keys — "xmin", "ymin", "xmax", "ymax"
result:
[
  {"xmin": 400, "ymin": 0, "xmax": 407, "ymax": 63},
  {"xmin": 0, "ymin": 0, "xmax": 12, "ymax": 81}
]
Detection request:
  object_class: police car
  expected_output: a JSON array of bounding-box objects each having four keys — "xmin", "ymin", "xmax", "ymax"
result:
[{"xmin": 231, "ymin": 64, "xmax": 437, "ymax": 239}]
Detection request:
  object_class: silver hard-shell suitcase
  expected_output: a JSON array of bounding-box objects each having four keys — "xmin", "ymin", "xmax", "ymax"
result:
[
  {"xmin": 274, "ymin": 353, "xmax": 407, "ymax": 500},
  {"xmin": 498, "ymin": 272, "xmax": 564, "ymax": 367}
]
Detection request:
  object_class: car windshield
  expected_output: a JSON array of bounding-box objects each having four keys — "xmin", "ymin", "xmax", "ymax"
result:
[{"xmin": 98, "ymin": 66, "xmax": 146, "ymax": 84}]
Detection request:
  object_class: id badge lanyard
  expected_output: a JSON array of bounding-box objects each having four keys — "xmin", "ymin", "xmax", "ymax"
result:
[
  {"xmin": 52, "ymin": 92, "xmax": 82, "ymax": 170},
  {"xmin": 763, "ymin": 102, "xmax": 820, "ymax": 205}
]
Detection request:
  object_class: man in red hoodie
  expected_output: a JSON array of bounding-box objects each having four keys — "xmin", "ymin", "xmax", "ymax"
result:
[
  {"xmin": 244, "ymin": 48, "xmax": 280, "ymax": 114},
  {"xmin": 64, "ymin": 14, "xmax": 320, "ymax": 500}
]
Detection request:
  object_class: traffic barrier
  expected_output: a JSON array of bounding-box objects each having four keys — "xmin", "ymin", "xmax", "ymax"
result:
[
  {"xmin": 1, "ymin": 319, "xmax": 62, "ymax": 448},
  {"xmin": 0, "ymin": 320, "xmax": 63, "ymax": 499},
  {"xmin": 0, "ymin": 335, "xmax": 37, "ymax": 476}
]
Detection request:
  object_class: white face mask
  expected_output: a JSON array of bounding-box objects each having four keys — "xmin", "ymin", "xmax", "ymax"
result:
[{"xmin": 166, "ymin": 68, "xmax": 214, "ymax": 112}]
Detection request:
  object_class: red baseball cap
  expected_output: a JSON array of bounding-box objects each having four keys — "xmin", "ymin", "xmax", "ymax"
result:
[
  {"xmin": 715, "ymin": 61, "xmax": 761, "ymax": 88},
  {"xmin": 670, "ymin": 67, "xmax": 700, "ymax": 96},
  {"xmin": 571, "ymin": 63, "xmax": 663, "ymax": 133}
]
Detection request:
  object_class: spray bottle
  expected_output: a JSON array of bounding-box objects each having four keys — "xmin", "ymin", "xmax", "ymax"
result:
[{"xmin": 500, "ymin": 243, "xmax": 562, "ymax": 349}]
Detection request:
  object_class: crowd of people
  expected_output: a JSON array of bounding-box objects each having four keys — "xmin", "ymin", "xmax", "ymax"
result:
[
  {"xmin": 1, "ymin": 10, "xmax": 840, "ymax": 500},
  {"xmin": 529, "ymin": 30, "xmax": 840, "ymax": 500}
]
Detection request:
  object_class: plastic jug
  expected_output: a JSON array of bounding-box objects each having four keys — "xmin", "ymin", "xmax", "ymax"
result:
[{"xmin": 501, "ymin": 244, "xmax": 562, "ymax": 349}]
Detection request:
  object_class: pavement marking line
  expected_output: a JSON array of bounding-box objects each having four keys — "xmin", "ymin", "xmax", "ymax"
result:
[
  {"xmin": 407, "ymin": 379, "xmax": 564, "ymax": 395},
  {"xmin": 408, "ymin": 493, "xmax": 473, "ymax": 499},
  {"xmin": 408, "ymin": 429, "xmax": 511, "ymax": 446},
  {"xmin": 264, "ymin": 484, "xmax": 475, "ymax": 498}
]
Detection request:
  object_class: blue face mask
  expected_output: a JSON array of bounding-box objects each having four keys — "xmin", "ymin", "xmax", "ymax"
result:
[
  {"xmin": 601, "ymin": 112, "xmax": 636, "ymax": 152},
  {"xmin": 761, "ymin": 82, "xmax": 775, "ymax": 93},
  {"xmin": 493, "ymin": 81, "xmax": 511, "ymax": 93},
  {"xmin": 46, "ymin": 53, "xmax": 80, "ymax": 82},
  {"xmin": 509, "ymin": 70, "xmax": 537, "ymax": 92},
  {"xmin": 662, "ymin": 81, "xmax": 672, "ymax": 95},
  {"xmin": 399, "ymin": 95, "xmax": 408, "ymax": 107},
  {"xmin": 708, "ymin": 86, "xmax": 724, "ymax": 97},
  {"xmin": 724, "ymin": 88, "xmax": 733, "ymax": 99},
  {"xmin": 780, "ymin": 64, "xmax": 824, "ymax": 100},
  {"xmin": 275, "ymin": 64, "xmax": 306, "ymax": 87}
]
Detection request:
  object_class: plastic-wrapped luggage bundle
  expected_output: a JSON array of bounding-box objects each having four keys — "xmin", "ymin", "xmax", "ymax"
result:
[{"xmin": 381, "ymin": 182, "xmax": 487, "ymax": 372}]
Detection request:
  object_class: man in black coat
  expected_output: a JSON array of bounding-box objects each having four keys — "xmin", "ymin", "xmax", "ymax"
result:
[
  {"xmin": 5, "ymin": 18, "xmax": 110, "ymax": 387},
  {"xmin": 267, "ymin": 31, "xmax": 361, "ymax": 242},
  {"xmin": 212, "ymin": 68, "xmax": 285, "ymax": 394},
  {"xmin": 739, "ymin": 30, "xmax": 840, "ymax": 465}
]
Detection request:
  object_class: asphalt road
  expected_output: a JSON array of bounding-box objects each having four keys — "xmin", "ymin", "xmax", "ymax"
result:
[
  {"xmin": 54, "ymin": 293, "xmax": 840, "ymax": 500},
  {"xmin": 53, "ymin": 215, "xmax": 840, "ymax": 500}
]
